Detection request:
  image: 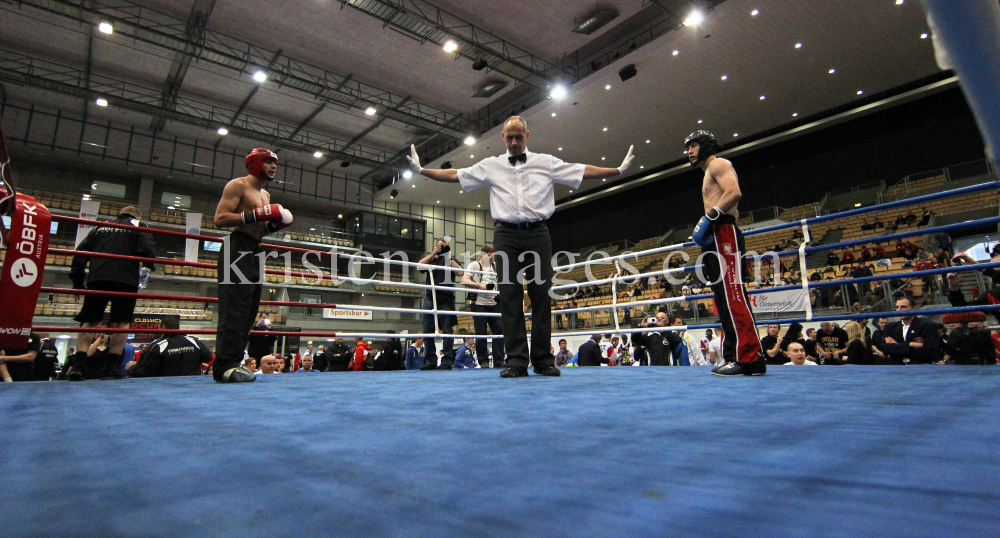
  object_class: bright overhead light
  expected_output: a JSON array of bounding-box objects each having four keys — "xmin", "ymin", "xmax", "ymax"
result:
[
  {"xmin": 95, "ymin": 98, "xmax": 108, "ymax": 107},
  {"xmin": 310, "ymin": 228, "xmax": 316, "ymax": 231},
  {"xmin": 558, "ymin": 147, "xmax": 563, "ymax": 151},
  {"xmin": 411, "ymin": 184, "xmax": 415, "ymax": 188},
  {"xmin": 793, "ymin": 112, "xmax": 799, "ymax": 117},
  {"xmin": 549, "ymin": 84, "xmax": 568, "ymax": 99},
  {"xmin": 217, "ymin": 127, "xmax": 228, "ymax": 135},
  {"xmin": 551, "ymin": 112, "xmax": 557, "ymax": 117},
  {"xmin": 698, "ymin": 119, "xmax": 703, "ymax": 124},
  {"xmin": 751, "ymin": 9, "xmax": 759, "ymax": 16},
  {"xmin": 672, "ymin": 50, "xmax": 679, "ymax": 56},
  {"xmin": 364, "ymin": 107, "xmax": 377, "ymax": 115},
  {"xmin": 645, "ymin": 139, "xmax": 651, "ymax": 143},
  {"xmin": 640, "ymin": 166, "xmax": 644, "ymax": 169},
  {"xmin": 795, "ymin": 43, "xmax": 802, "ymax": 49},
  {"xmin": 167, "ymin": 206, "xmax": 175, "ymax": 210},
  {"xmin": 98, "ymin": 21, "xmax": 113, "ymax": 34},
  {"xmin": 857, "ymin": 90, "xmax": 864, "ymax": 95},
  {"xmin": 252, "ymin": 70, "xmax": 267, "ymax": 83},
  {"xmin": 436, "ymin": 200, "xmax": 440, "ymax": 204},
  {"xmin": 721, "ymin": 75, "xmax": 728, "ymax": 81},
  {"xmin": 895, "ymin": 0, "xmax": 904, "ymax": 4},
  {"xmin": 313, "ymin": 151, "xmax": 324, "ymax": 158},
  {"xmin": 58, "ymin": 335, "xmax": 70, "ymax": 339},
  {"xmin": 920, "ymin": 33, "xmax": 928, "ymax": 39},
  {"xmin": 602, "ymin": 127, "xmax": 608, "ymax": 132},
  {"xmin": 760, "ymin": 95, "xmax": 766, "ymax": 100},
  {"xmin": 829, "ymin": 68, "xmax": 836, "ymax": 74},
  {"xmin": 683, "ymin": 10, "xmax": 704, "ymax": 26},
  {"xmin": 601, "ymin": 157, "xmax": 606, "ymax": 160},
  {"xmin": 477, "ymin": 204, "xmax": 481, "ymax": 208},
  {"xmin": 464, "ymin": 136, "xmax": 476, "ymax": 145},
  {"xmin": 569, "ymin": 190, "xmax": 573, "ymax": 193},
  {"xmin": 443, "ymin": 40, "xmax": 459, "ymax": 52},
  {"xmin": 402, "ymin": 170, "xmax": 413, "ymax": 179},
  {"xmin": 605, "ymin": 84, "xmax": 611, "ymax": 90},
  {"xmin": 733, "ymin": 133, "xmax": 739, "ymax": 137},
  {"xmin": 470, "ymin": 155, "xmax": 474, "ymax": 159},
  {"xmin": 602, "ymin": 178, "xmax": 606, "ymax": 181}
]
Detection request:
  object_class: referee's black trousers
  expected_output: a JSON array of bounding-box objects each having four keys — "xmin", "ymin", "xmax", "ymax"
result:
[{"xmin": 493, "ymin": 224, "xmax": 554, "ymax": 370}]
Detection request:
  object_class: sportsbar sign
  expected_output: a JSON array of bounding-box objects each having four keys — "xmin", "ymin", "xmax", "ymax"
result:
[{"xmin": 0, "ymin": 194, "xmax": 51, "ymax": 348}]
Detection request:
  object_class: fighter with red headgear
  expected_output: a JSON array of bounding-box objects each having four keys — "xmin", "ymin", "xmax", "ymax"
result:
[{"xmin": 211, "ymin": 148, "xmax": 294, "ymax": 383}]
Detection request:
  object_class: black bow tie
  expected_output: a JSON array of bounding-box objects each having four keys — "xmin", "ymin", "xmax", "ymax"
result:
[{"xmin": 508, "ymin": 153, "xmax": 527, "ymax": 166}]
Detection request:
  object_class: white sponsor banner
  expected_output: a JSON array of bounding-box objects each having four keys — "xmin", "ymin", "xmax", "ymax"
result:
[
  {"xmin": 749, "ymin": 288, "xmax": 810, "ymax": 313},
  {"xmin": 75, "ymin": 199, "xmax": 102, "ymax": 248},
  {"xmin": 323, "ymin": 307, "xmax": 372, "ymax": 320},
  {"xmin": 185, "ymin": 212, "xmax": 202, "ymax": 263}
]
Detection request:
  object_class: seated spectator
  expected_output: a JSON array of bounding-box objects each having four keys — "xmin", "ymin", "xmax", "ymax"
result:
[
  {"xmin": 577, "ymin": 334, "xmax": 607, "ymax": 367},
  {"xmin": 274, "ymin": 355, "xmax": 286, "ymax": 373},
  {"xmin": 895, "ymin": 240, "xmax": 908, "ymax": 258},
  {"xmin": 860, "ymin": 247, "xmax": 873, "ymax": 262},
  {"xmin": 405, "ymin": 338, "xmax": 425, "ymax": 370},
  {"xmin": 828, "ymin": 321, "xmax": 870, "ymax": 365},
  {"xmin": 453, "ymin": 335, "xmax": 477, "ymax": 369},
  {"xmin": 295, "ymin": 354, "xmax": 318, "ymax": 372},
  {"xmin": 810, "ymin": 269, "xmax": 823, "ymax": 282},
  {"xmin": 872, "ymin": 217, "xmax": 884, "ymax": 229},
  {"xmin": 126, "ymin": 317, "xmax": 210, "ymax": 378},
  {"xmin": 826, "ymin": 251, "xmax": 840, "ymax": 266},
  {"xmin": 243, "ymin": 357, "xmax": 257, "ymax": 372},
  {"xmin": 784, "ymin": 342, "xmax": 818, "ymax": 366},
  {"xmin": 874, "ymin": 244, "xmax": 886, "ymax": 259},
  {"xmin": 903, "ymin": 211, "xmax": 917, "ymax": 224},
  {"xmin": 940, "ymin": 312, "xmax": 996, "ymax": 365},
  {"xmin": 861, "ymin": 219, "xmax": 874, "ymax": 231},
  {"xmin": 761, "ymin": 324, "xmax": 787, "ymax": 365},
  {"xmin": 255, "ymin": 355, "xmax": 278, "ymax": 375},
  {"xmin": 841, "ymin": 250, "xmax": 856, "ymax": 263}
]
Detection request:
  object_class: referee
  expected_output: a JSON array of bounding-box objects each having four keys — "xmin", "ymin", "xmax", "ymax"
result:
[{"xmin": 407, "ymin": 116, "xmax": 634, "ymax": 378}]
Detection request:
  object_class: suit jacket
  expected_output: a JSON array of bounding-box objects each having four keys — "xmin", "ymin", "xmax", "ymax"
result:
[
  {"xmin": 882, "ymin": 316, "xmax": 940, "ymax": 365},
  {"xmin": 577, "ymin": 340, "xmax": 606, "ymax": 367}
]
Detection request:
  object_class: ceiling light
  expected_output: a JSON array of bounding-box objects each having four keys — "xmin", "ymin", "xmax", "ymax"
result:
[
  {"xmin": 603, "ymin": 127, "xmax": 608, "ymax": 131},
  {"xmin": 551, "ymin": 112, "xmax": 557, "ymax": 116},
  {"xmin": 605, "ymin": 84, "xmax": 611, "ymax": 90},
  {"xmin": 95, "ymin": 98, "xmax": 108, "ymax": 107},
  {"xmin": 829, "ymin": 69, "xmax": 836, "ymax": 74},
  {"xmin": 558, "ymin": 147, "xmax": 563, "ymax": 151},
  {"xmin": 733, "ymin": 133, "xmax": 739, "ymax": 137},
  {"xmin": 477, "ymin": 204, "xmax": 481, "ymax": 208},
  {"xmin": 795, "ymin": 43, "xmax": 802, "ymax": 49},
  {"xmin": 252, "ymin": 70, "xmax": 267, "ymax": 83},
  {"xmin": 751, "ymin": 9, "xmax": 759, "ymax": 16},
  {"xmin": 793, "ymin": 112, "xmax": 799, "ymax": 117},
  {"xmin": 411, "ymin": 185, "xmax": 415, "ymax": 188},
  {"xmin": 470, "ymin": 155, "xmax": 474, "ymax": 158},
  {"xmin": 698, "ymin": 119, "xmax": 703, "ymax": 124},
  {"xmin": 167, "ymin": 206, "xmax": 175, "ymax": 210},
  {"xmin": 313, "ymin": 151, "xmax": 324, "ymax": 158},
  {"xmin": 436, "ymin": 200, "xmax": 440, "ymax": 204},
  {"xmin": 721, "ymin": 75, "xmax": 728, "ymax": 80},
  {"xmin": 310, "ymin": 228, "xmax": 316, "ymax": 231},
  {"xmin": 646, "ymin": 139, "xmax": 651, "ymax": 143},
  {"xmin": 364, "ymin": 107, "xmax": 377, "ymax": 115},
  {"xmin": 601, "ymin": 157, "xmax": 606, "ymax": 160},
  {"xmin": 402, "ymin": 170, "xmax": 413, "ymax": 179},
  {"xmin": 98, "ymin": 21, "xmax": 113, "ymax": 34},
  {"xmin": 857, "ymin": 90, "xmax": 864, "ymax": 95},
  {"xmin": 338, "ymin": 214, "xmax": 343, "ymax": 218},
  {"xmin": 760, "ymin": 95, "xmax": 766, "ymax": 100},
  {"xmin": 217, "ymin": 127, "xmax": 228, "ymax": 135},
  {"xmin": 569, "ymin": 190, "xmax": 573, "ymax": 193},
  {"xmin": 683, "ymin": 10, "xmax": 704, "ymax": 26},
  {"xmin": 672, "ymin": 50, "xmax": 679, "ymax": 56},
  {"xmin": 920, "ymin": 33, "xmax": 928, "ymax": 39},
  {"xmin": 58, "ymin": 335, "xmax": 70, "ymax": 339},
  {"xmin": 895, "ymin": 0, "xmax": 904, "ymax": 4},
  {"xmin": 464, "ymin": 136, "xmax": 476, "ymax": 145},
  {"xmin": 602, "ymin": 178, "xmax": 606, "ymax": 181},
  {"xmin": 640, "ymin": 166, "xmax": 644, "ymax": 169},
  {"xmin": 549, "ymin": 84, "xmax": 568, "ymax": 99},
  {"xmin": 443, "ymin": 40, "xmax": 459, "ymax": 52}
]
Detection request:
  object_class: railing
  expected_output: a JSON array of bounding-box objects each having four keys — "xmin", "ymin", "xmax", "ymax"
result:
[{"xmin": 890, "ymin": 158, "xmax": 996, "ymax": 200}]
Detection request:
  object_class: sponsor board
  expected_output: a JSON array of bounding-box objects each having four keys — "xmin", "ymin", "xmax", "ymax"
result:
[{"xmin": 323, "ymin": 308, "xmax": 373, "ymax": 320}]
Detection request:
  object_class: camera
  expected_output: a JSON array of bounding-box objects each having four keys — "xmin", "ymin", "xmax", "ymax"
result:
[
  {"xmin": 484, "ymin": 282, "xmax": 496, "ymax": 291},
  {"xmin": 951, "ymin": 256, "xmax": 964, "ymax": 266},
  {"xmin": 646, "ymin": 316, "xmax": 658, "ymax": 326}
]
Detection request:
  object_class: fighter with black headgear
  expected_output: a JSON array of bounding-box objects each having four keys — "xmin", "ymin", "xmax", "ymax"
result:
[
  {"xmin": 685, "ymin": 131, "xmax": 765, "ymax": 376},
  {"xmin": 211, "ymin": 148, "xmax": 294, "ymax": 383}
]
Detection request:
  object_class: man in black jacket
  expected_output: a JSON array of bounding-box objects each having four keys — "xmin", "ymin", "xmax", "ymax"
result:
[
  {"xmin": 634, "ymin": 312, "xmax": 682, "ymax": 366},
  {"xmin": 374, "ymin": 333, "xmax": 405, "ymax": 371},
  {"xmin": 870, "ymin": 317, "xmax": 890, "ymax": 365},
  {"xmin": 324, "ymin": 336, "xmax": 351, "ymax": 372},
  {"xmin": 125, "ymin": 317, "xmax": 210, "ymax": 377},
  {"xmin": 577, "ymin": 334, "xmax": 606, "ymax": 367},
  {"xmin": 882, "ymin": 295, "xmax": 940, "ymax": 365},
  {"xmin": 69, "ymin": 206, "xmax": 157, "ymax": 379},
  {"xmin": 247, "ymin": 315, "xmax": 277, "ymax": 364}
]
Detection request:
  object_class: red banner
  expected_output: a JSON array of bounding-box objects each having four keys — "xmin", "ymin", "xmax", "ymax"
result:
[{"xmin": 0, "ymin": 195, "xmax": 51, "ymax": 349}]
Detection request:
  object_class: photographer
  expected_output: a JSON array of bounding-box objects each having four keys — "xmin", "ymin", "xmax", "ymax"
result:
[
  {"xmin": 417, "ymin": 236, "xmax": 464, "ymax": 370},
  {"xmin": 126, "ymin": 317, "xmax": 211, "ymax": 378},
  {"xmin": 461, "ymin": 244, "xmax": 504, "ymax": 368},
  {"xmin": 634, "ymin": 312, "xmax": 683, "ymax": 366},
  {"xmin": 247, "ymin": 314, "xmax": 277, "ymax": 364}
]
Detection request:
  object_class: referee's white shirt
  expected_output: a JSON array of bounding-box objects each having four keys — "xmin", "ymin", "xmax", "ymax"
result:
[{"xmin": 458, "ymin": 150, "xmax": 585, "ymax": 223}]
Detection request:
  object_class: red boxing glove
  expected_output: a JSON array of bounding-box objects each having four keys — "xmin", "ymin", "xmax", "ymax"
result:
[
  {"xmin": 241, "ymin": 204, "xmax": 290, "ymax": 225},
  {"xmin": 266, "ymin": 206, "xmax": 293, "ymax": 234}
]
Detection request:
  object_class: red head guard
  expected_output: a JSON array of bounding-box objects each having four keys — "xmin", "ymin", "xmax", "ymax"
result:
[
  {"xmin": 941, "ymin": 311, "xmax": 987, "ymax": 325},
  {"xmin": 245, "ymin": 148, "xmax": 278, "ymax": 178}
]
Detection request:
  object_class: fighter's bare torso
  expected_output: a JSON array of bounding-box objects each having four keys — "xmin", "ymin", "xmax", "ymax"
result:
[
  {"xmin": 224, "ymin": 176, "xmax": 271, "ymax": 241},
  {"xmin": 700, "ymin": 156, "xmax": 740, "ymax": 219}
]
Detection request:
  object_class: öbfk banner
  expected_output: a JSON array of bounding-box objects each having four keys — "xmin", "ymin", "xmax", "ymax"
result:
[
  {"xmin": 0, "ymin": 194, "xmax": 51, "ymax": 349},
  {"xmin": 748, "ymin": 289, "xmax": 810, "ymax": 313}
]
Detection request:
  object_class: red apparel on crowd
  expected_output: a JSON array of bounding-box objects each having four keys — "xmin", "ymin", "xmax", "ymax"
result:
[
  {"xmin": 352, "ymin": 341, "xmax": 370, "ymax": 371},
  {"xmin": 992, "ymin": 333, "xmax": 1000, "ymax": 363}
]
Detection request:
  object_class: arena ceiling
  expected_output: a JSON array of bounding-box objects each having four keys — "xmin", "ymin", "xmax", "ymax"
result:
[{"xmin": 0, "ymin": 0, "xmax": 942, "ymax": 212}]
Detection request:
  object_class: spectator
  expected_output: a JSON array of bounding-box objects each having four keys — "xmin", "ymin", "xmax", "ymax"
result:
[
  {"xmin": 255, "ymin": 355, "xmax": 278, "ymax": 375},
  {"xmin": 461, "ymin": 244, "xmax": 504, "ymax": 369},
  {"xmin": 417, "ymin": 236, "xmax": 463, "ymax": 370},
  {"xmin": 577, "ymin": 334, "xmax": 607, "ymax": 367},
  {"xmin": 861, "ymin": 218, "xmax": 874, "ymax": 231},
  {"xmin": 894, "ymin": 240, "xmax": 908, "ymax": 258},
  {"xmin": 295, "ymin": 354, "xmax": 318, "ymax": 372},
  {"xmin": 945, "ymin": 272, "xmax": 1000, "ymax": 324},
  {"xmin": 247, "ymin": 315, "xmax": 277, "ymax": 365},
  {"xmin": 816, "ymin": 321, "xmax": 849, "ymax": 364},
  {"xmin": 405, "ymin": 338, "xmax": 425, "ymax": 370},
  {"xmin": 374, "ymin": 332, "xmax": 404, "ymax": 371},
  {"xmin": 874, "ymin": 244, "xmax": 886, "ymax": 259},
  {"xmin": 635, "ymin": 312, "xmax": 682, "ymax": 366},
  {"xmin": 761, "ymin": 324, "xmax": 786, "ymax": 366},
  {"xmin": 69, "ymin": 206, "xmax": 157, "ymax": 380},
  {"xmin": 779, "ymin": 323, "xmax": 806, "ymax": 363},
  {"xmin": 554, "ymin": 339, "xmax": 572, "ymax": 367},
  {"xmin": 453, "ymin": 334, "xmax": 477, "ymax": 370},
  {"xmin": 826, "ymin": 251, "xmax": 840, "ymax": 266},
  {"xmin": 835, "ymin": 321, "xmax": 870, "ymax": 365},
  {"xmin": 33, "ymin": 336, "xmax": 59, "ymax": 381},
  {"xmin": 934, "ymin": 232, "xmax": 952, "ymax": 252},
  {"xmin": 872, "ymin": 216, "xmax": 884, "ymax": 229},
  {"xmin": 0, "ymin": 332, "xmax": 42, "ymax": 382},
  {"xmin": 882, "ymin": 295, "xmax": 940, "ymax": 364},
  {"xmin": 917, "ymin": 207, "xmax": 933, "ymax": 226},
  {"xmin": 325, "ymin": 336, "xmax": 351, "ymax": 372},
  {"xmin": 940, "ymin": 312, "xmax": 996, "ymax": 365},
  {"xmin": 804, "ymin": 328, "xmax": 821, "ymax": 361},
  {"xmin": 313, "ymin": 345, "xmax": 327, "ymax": 372},
  {"xmin": 870, "ymin": 317, "xmax": 890, "ymax": 365},
  {"xmin": 860, "ymin": 246, "xmax": 873, "ymax": 262},
  {"xmin": 274, "ymin": 356, "xmax": 286, "ymax": 373},
  {"xmin": 841, "ymin": 250, "xmax": 856, "ymax": 263},
  {"xmin": 809, "ymin": 269, "xmax": 823, "ymax": 282},
  {"xmin": 243, "ymin": 357, "xmax": 257, "ymax": 372},
  {"xmin": 669, "ymin": 315, "xmax": 702, "ymax": 366},
  {"xmin": 126, "ymin": 317, "xmax": 210, "ymax": 377},
  {"xmin": 351, "ymin": 337, "xmax": 371, "ymax": 371},
  {"xmin": 784, "ymin": 342, "xmax": 818, "ymax": 365}
]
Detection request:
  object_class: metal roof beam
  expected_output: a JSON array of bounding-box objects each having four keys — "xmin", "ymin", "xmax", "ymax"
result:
[{"xmin": 150, "ymin": 0, "xmax": 218, "ymax": 133}]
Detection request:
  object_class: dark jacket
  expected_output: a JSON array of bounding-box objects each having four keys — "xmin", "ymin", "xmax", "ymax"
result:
[
  {"xmin": 325, "ymin": 341, "xmax": 352, "ymax": 371},
  {"xmin": 128, "ymin": 334, "xmax": 210, "ymax": 377},
  {"xmin": 882, "ymin": 316, "xmax": 940, "ymax": 365},
  {"xmin": 638, "ymin": 330, "xmax": 681, "ymax": 366},
  {"xmin": 247, "ymin": 323, "xmax": 278, "ymax": 360},
  {"xmin": 577, "ymin": 340, "xmax": 606, "ymax": 367},
  {"xmin": 945, "ymin": 327, "xmax": 997, "ymax": 365},
  {"xmin": 871, "ymin": 329, "xmax": 889, "ymax": 365},
  {"xmin": 70, "ymin": 214, "xmax": 157, "ymax": 288},
  {"xmin": 948, "ymin": 287, "xmax": 1000, "ymax": 324},
  {"xmin": 374, "ymin": 340, "xmax": 405, "ymax": 371},
  {"xmin": 35, "ymin": 338, "xmax": 60, "ymax": 381}
]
